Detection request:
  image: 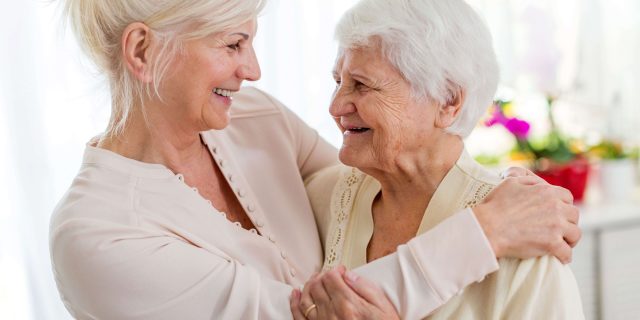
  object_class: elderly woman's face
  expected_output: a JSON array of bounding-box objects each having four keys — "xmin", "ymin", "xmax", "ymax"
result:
[
  {"xmin": 159, "ymin": 19, "xmax": 260, "ymax": 131},
  {"xmin": 330, "ymin": 46, "xmax": 443, "ymax": 171}
]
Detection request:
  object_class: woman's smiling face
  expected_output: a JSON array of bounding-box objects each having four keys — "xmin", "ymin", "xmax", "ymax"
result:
[
  {"xmin": 330, "ymin": 45, "xmax": 442, "ymax": 172},
  {"xmin": 157, "ymin": 19, "xmax": 261, "ymax": 132}
]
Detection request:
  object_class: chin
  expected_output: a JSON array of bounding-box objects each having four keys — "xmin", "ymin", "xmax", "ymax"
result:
[
  {"xmin": 338, "ymin": 146, "xmax": 363, "ymax": 168},
  {"xmin": 205, "ymin": 117, "xmax": 230, "ymax": 130}
]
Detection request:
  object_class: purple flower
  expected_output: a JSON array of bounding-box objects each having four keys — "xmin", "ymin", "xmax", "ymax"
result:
[
  {"xmin": 485, "ymin": 106, "xmax": 508, "ymax": 127},
  {"xmin": 504, "ymin": 118, "xmax": 531, "ymax": 139},
  {"xmin": 485, "ymin": 104, "xmax": 531, "ymax": 139}
]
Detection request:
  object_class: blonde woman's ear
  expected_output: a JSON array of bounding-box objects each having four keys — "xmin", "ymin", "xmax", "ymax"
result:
[{"xmin": 122, "ymin": 22, "xmax": 153, "ymax": 83}]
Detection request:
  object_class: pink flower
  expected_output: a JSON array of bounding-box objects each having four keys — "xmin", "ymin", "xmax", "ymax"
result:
[
  {"xmin": 504, "ymin": 118, "xmax": 531, "ymax": 139},
  {"xmin": 485, "ymin": 103, "xmax": 530, "ymax": 139}
]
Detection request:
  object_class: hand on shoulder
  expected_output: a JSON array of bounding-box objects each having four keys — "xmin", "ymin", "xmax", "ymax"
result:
[{"xmin": 473, "ymin": 173, "xmax": 581, "ymax": 264}]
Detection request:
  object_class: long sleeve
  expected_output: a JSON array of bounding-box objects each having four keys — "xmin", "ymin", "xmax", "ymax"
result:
[
  {"xmin": 257, "ymin": 90, "xmax": 339, "ymax": 180},
  {"xmin": 51, "ymin": 219, "xmax": 296, "ymax": 320},
  {"xmin": 351, "ymin": 208, "xmax": 500, "ymax": 319}
]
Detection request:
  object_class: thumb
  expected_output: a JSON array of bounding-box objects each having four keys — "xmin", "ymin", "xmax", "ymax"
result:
[{"xmin": 343, "ymin": 270, "xmax": 388, "ymax": 306}]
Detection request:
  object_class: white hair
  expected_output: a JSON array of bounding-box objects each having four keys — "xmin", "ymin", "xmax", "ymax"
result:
[
  {"xmin": 63, "ymin": 0, "xmax": 266, "ymax": 137},
  {"xmin": 335, "ymin": 0, "xmax": 499, "ymax": 137}
]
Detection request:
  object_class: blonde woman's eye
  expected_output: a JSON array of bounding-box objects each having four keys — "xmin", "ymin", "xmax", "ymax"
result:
[{"xmin": 227, "ymin": 42, "xmax": 241, "ymax": 51}]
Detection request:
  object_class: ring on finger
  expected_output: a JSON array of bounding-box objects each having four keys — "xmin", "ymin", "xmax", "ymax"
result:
[{"xmin": 303, "ymin": 303, "xmax": 317, "ymax": 318}]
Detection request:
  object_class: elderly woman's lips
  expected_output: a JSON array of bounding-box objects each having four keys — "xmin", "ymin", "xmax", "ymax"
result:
[{"xmin": 345, "ymin": 128, "xmax": 370, "ymax": 133}]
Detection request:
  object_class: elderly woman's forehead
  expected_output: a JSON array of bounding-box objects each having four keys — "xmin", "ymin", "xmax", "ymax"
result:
[{"xmin": 334, "ymin": 46, "xmax": 387, "ymax": 70}]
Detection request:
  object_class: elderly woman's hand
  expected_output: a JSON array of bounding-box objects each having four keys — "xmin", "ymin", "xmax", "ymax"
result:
[
  {"xmin": 290, "ymin": 266, "xmax": 399, "ymax": 320},
  {"xmin": 473, "ymin": 175, "xmax": 581, "ymax": 264}
]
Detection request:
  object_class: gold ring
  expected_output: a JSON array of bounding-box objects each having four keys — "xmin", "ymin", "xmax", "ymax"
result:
[{"xmin": 303, "ymin": 303, "xmax": 317, "ymax": 318}]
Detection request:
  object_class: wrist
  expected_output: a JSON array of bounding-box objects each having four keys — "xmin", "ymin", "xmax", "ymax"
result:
[{"xmin": 472, "ymin": 204, "xmax": 502, "ymax": 258}]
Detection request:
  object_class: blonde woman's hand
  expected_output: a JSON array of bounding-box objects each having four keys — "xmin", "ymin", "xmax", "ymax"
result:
[
  {"xmin": 473, "ymin": 175, "xmax": 581, "ymax": 264},
  {"xmin": 500, "ymin": 166, "xmax": 545, "ymax": 182}
]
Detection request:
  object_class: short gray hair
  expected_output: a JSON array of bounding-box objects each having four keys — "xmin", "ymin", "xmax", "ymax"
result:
[
  {"xmin": 335, "ymin": 0, "xmax": 499, "ymax": 137},
  {"xmin": 63, "ymin": 0, "xmax": 266, "ymax": 137}
]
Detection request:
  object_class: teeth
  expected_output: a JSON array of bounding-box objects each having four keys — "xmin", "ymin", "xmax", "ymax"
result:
[{"xmin": 213, "ymin": 88, "xmax": 234, "ymax": 97}]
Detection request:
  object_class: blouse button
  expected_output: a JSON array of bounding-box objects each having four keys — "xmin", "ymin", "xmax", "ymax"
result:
[
  {"xmin": 237, "ymin": 188, "xmax": 246, "ymax": 198},
  {"xmin": 281, "ymin": 251, "xmax": 287, "ymax": 259},
  {"xmin": 247, "ymin": 204, "xmax": 256, "ymax": 212},
  {"xmin": 218, "ymin": 159, "xmax": 225, "ymax": 168},
  {"xmin": 290, "ymin": 268, "xmax": 296, "ymax": 277},
  {"xmin": 268, "ymin": 235, "xmax": 276, "ymax": 243},
  {"xmin": 211, "ymin": 147, "xmax": 218, "ymax": 154},
  {"xmin": 255, "ymin": 219, "xmax": 264, "ymax": 227},
  {"xmin": 228, "ymin": 174, "xmax": 235, "ymax": 183}
]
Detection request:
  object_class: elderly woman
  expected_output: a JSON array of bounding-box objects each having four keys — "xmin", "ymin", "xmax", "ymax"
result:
[
  {"xmin": 51, "ymin": 0, "xmax": 581, "ymax": 319},
  {"xmin": 295, "ymin": 0, "xmax": 584, "ymax": 319}
]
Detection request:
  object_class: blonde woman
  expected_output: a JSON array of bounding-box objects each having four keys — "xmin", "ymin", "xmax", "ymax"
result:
[{"xmin": 51, "ymin": 0, "xmax": 581, "ymax": 319}]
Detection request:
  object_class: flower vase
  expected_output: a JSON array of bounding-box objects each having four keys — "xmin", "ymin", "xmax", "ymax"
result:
[{"xmin": 535, "ymin": 157, "xmax": 590, "ymax": 202}]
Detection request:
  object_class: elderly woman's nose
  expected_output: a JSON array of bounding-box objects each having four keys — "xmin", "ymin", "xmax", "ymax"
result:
[
  {"xmin": 329, "ymin": 91, "xmax": 356, "ymax": 117},
  {"xmin": 238, "ymin": 50, "xmax": 261, "ymax": 81}
]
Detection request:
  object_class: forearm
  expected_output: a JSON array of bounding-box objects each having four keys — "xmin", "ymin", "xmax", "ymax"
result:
[{"xmin": 352, "ymin": 209, "xmax": 499, "ymax": 319}]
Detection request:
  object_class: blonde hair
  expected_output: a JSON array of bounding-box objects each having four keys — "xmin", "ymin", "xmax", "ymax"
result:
[{"xmin": 63, "ymin": 0, "xmax": 266, "ymax": 137}]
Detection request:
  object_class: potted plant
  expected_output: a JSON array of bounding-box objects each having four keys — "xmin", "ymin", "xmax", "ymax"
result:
[
  {"xmin": 588, "ymin": 140, "xmax": 639, "ymax": 203},
  {"xmin": 485, "ymin": 97, "xmax": 590, "ymax": 201}
]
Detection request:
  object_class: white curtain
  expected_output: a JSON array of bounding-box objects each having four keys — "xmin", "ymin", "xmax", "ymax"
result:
[{"xmin": 1, "ymin": 0, "xmax": 638, "ymax": 319}]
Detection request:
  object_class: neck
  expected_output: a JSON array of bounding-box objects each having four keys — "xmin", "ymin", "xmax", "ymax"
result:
[
  {"xmin": 369, "ymin": 134, "xmax": 464, "ymax": 218},
  {"xmin": 96, "ymin": 103, "xmax": 207, "ymax": 174}
]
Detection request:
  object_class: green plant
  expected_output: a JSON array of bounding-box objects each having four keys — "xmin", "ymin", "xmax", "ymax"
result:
[
  {"xmin": 485, "ymin": 96, "xmax": 579, "ymax": 166},
  {"xmin": 588, "ymin": 140, "xmax": 639, "ymax": 160}
]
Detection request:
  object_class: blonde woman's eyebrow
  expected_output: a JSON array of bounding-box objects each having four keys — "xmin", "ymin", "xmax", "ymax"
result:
[{"xmin": 229, "ymin": 32, "xmax": 249, "ymax": 40}]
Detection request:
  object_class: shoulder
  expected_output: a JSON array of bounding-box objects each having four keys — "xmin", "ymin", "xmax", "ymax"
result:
[
  {"xmin": 454, "ymin": 149, "xmax": 502, "ymax": 208},
  {"xmin": 227, "ymin": 86, "xmax": 310, "ymax": 140},
  {"xmin": 51, "ymin": 166, "xmax": 133, "ymax": 225},
  {"xmin": 456, "ymin": 149, "xmax": 502, "ymax": 187},
  {"xmin": 492, "ymin": 256, "xmax": 584, "ymax": 318},
  {"xmin": 305, "ymin": 164, "xmax": 344, "ymax": 193},
  {"xmin": 305, "ymin": 165, "xmax": 362, "ymax": 215},
  {"xmin": 497, "ymin": 256, "xmax": 574, "ymax": 290},
  {"xmin": 230, "ymin": 86, "xmax": 286, "ymax": 118}
]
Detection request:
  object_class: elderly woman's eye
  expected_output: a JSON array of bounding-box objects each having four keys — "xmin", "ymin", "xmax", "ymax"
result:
[{"xmin": 354, "ymin": 80, "xmax": 368, "ymax": 90}]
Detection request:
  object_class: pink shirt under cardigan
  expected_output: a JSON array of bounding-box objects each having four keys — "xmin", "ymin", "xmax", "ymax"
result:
[{"xmin": 50, "ymin": 87, "xmax": 498, "ymax": 319}]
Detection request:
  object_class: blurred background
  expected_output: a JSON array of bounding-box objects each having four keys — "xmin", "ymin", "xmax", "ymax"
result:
[{"xmin": 1, "ymin": 0, "xmax": 638, "ymax": 319}]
